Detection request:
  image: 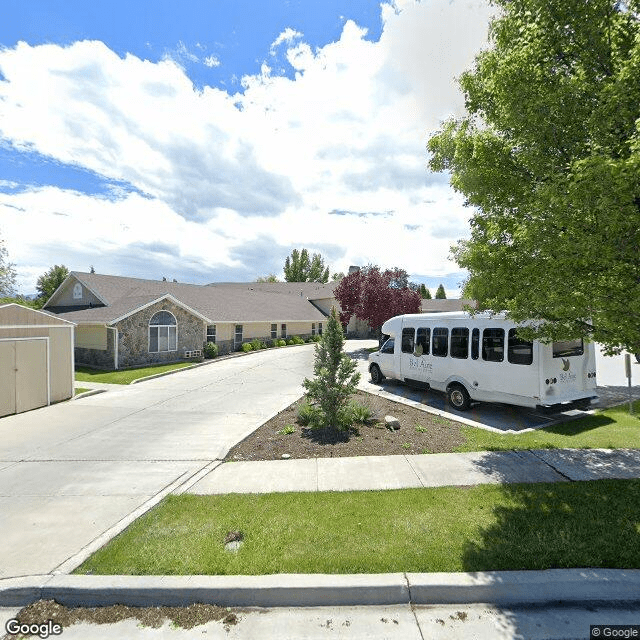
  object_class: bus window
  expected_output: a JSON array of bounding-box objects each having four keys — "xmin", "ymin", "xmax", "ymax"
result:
[
  {"xmin": 432, "ymin": 328, "xmax": 448, "ymax": 357},
  {"xmin": 451, "ymin": 327, "xmax": 469, "ymax": 359},
  {"xmin": 401, "ymin": 328, "xmax": 415, "ymax": 353},
  {"xmin": 416, "ymin": 328, "xmax": 430, "ymax": 355},
  {"xmin": 471, "ymin": 328, "xmax": 479, "ymax": 360},
  {"xmin": 482, "ymin": 328, "xmax": 504, "ymax": 362},
  {"xmin": 553, "ymin": 339, "xmax": 584, "ymax": 358},
  {"xmin": 508, "ymin": 329, "xmax": 533, "ymax": 365}
]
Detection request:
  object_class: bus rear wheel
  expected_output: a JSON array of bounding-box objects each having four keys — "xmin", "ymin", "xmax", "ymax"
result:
[
  {"xmin": 447, "ymin": 384, "xmax": 471, "ymax": 411},
  {"xmin": 370, "ymin": 364, "xmax": 384, "ymax": 385}
]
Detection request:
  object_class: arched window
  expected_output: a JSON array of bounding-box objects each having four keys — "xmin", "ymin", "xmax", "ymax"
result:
[{"xmin": 149, "ymin": 310, "xmax": 177, "ymax": 353}]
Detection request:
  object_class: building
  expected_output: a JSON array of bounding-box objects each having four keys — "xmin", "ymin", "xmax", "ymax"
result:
[
  {"xmin": 44, "ymin": 272, "xmax": 336, "ymax": 369},
  {"xmin": 0, "ymin": 304, "xmax": 75, "ymax": 417}
]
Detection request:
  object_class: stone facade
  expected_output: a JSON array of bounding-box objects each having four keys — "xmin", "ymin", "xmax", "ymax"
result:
[{"xmin": 115, "ymin": 300, "xmax": 205, "ymax": 368}]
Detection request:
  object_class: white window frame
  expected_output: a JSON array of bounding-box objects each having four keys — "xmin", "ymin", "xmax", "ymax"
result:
[
  {"xmin": 235, "ymin": 324, "xmax": 243, "ymax": 348},
  {"xmin": 318, "ymin": 322, "xmax": 323, "ymax": 336},
  {"xmin": 206, "ymin": 324, "xmax": 216, "ymax": 344},
  {"xmin": 281, "ymin": 323, "xmax": 287, "ymax": 339},
  {"xmin": 311, "ymin": 323, "xmax": 316, "ymax": 336},
  {"xmin": 271, "ymin": 323, "xmax": 277, "ymax": 339},
  {"xmin": 149, "ymin": 310, "xmax": 178, "ymax": 353}
]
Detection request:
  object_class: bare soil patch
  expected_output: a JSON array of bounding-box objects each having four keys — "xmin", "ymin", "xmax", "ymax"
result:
[
  {"xmin": 4, "ymin": 599, "xmax": 239, "ymax": 637},
  {"xmin": 225, "ymin": 390, "xmax": 467, "ymax": 461}
]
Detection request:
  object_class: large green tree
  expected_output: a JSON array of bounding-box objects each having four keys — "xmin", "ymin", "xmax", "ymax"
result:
[
  {"xmin": 36, "ymin": 265, "xmax": 69, "ymax": 305},
  {"xmin": 428, "ymin": 0, "xmax": 640, "ymax": 354},
  {"xmin": 0, "ymin": 234, "xmax": 17, "ymax": 297},
  {"xmin": 435, "ymin": 284, "xmax": 447, "ymax": 300},
  {"xmin": 283, "ymin": 248, "xmax": 330, "ymax": 283}
]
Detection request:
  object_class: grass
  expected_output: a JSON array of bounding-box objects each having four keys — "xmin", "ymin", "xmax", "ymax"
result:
[
  {"xmin": 74, "ymin": 388, "xmax": 91, "ymax": 395},
  {"xmin": 74, "ymin": 362, "xmax": 194, "ymax": 385},
  {"xmin": 75, "ymin": 479, "xmax": 640, "ymax": 575},
  {"xmin": 457, "ymin": 399, "xmax": 640, "ymax": 452}
]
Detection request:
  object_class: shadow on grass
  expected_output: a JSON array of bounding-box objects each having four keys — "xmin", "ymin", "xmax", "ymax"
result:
[
  {"xmin": 540, "ymin": 414, "xmax": 615, "ymax": 435},
  {"xmin": 462, "ymin": 478, "xmax": 640, "ymax": 573}
]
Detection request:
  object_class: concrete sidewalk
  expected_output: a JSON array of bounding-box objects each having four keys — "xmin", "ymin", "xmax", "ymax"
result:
[{"xmin": 185, "ymin": 448, "xmax": 640, "ymax": 495}]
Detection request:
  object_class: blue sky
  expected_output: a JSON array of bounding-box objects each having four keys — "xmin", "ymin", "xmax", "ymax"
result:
[{"xmin": 0, "ymin": 0, "xmax": 493, "ymax": 293}]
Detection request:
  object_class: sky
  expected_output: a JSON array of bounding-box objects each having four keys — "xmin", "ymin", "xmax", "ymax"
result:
[{"xmin": 0, "ymin": 0, "xmax": 494, "ymax": 296}]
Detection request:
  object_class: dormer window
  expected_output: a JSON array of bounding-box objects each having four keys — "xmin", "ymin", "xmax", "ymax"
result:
[{"xmin": 73, "ymin": 283, "xmax": 82, "ymax": 300}]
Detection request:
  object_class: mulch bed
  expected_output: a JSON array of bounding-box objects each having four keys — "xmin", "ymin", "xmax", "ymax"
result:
[{"xmin": 225, "ymin": 390, "xmax": 467, "ymax": 461}]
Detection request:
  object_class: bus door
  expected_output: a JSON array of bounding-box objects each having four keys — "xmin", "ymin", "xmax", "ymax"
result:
[{"xmin": 503, "ymin": 328, "xmax": 539, "ymax": 401}]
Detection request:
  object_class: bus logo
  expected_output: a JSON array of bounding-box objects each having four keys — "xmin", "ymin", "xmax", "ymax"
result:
[{"xmin": 562, "ymin": 358, "xmax": 570, "ymax": 371}]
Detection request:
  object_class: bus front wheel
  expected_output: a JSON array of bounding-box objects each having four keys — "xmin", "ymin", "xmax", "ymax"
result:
[
  {"xmin": 447, "ymin": 384, "xmax": 471, "ymax": 411},
  {"xmin": 370, "ymin": 364, "xmax": 384, "ymax": 385}
]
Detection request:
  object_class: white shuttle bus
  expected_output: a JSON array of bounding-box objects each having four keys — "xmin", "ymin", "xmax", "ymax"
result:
[{"xmin": 368, "ymin": 312, "xmax": 598, "ymax": 412}]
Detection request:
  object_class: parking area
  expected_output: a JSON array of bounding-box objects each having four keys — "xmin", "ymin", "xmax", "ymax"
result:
[{"xmin": 351, "ymin": 342, "xmax": 640, "ymax": 432}]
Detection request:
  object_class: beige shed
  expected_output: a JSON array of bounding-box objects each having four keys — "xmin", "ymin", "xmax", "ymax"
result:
[{"xmin": 0, "ymin": 304, "xmax": 75, "ymax": 418}]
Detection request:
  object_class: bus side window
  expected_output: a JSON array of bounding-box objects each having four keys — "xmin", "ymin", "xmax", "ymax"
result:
[
  {"xmin": 482, "ymin": 328, "xmax": 504, "ymax": 362},
  {"xmin": 416, "ymin": 327, "xmax": 430, "ymax": 355},
  {"xmin": 401, "ymin": 328, "xmax": 415, "ymax": 354},
  {"xmin": 508, "ymin": 329, "xmax": 533, "ymax": 365},
  {"xmin": 451, "ymin": 327, "xmax": 469, "ymax": 359},
  {"xmin": 471, "ymin": 328, "xmax": 479, "ymax": 360},
  {"xmin": 432, "ymin": 327, "xmax": 448, "ymax": 357}
]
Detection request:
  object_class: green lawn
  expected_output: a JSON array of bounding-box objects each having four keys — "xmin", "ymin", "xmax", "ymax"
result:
[
  {"xmin": 75, "ymin": 362, "xmax": 194, "ymax": 385},
  {"xmin": 456, "ymin": 400, "xmax": 640, "ymax": 452},
  {"xmin": 74, "ymin": 387, "xmax": 91, "ymax": 395},
  {"xmin": 75, "ymin": 479, "xmax": 640, "ymax": 575}
]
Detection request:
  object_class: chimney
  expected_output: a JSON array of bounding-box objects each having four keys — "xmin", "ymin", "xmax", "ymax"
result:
[
  {"xmin": 348, "ymin": 265, "xmax": 360, "ymax": 274},
  {"xmin": 172, "ymin": 279, "xmax": 177, "ymax": 282}
]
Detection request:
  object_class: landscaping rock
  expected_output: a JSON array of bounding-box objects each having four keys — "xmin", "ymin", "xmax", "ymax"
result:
[
  {"xmin": 224, "ymin": 540, "xmax": 243, "ymax": 553},
  {"xmin": 385, "ymin": 415, "xmax": 401, "ymax": 430},
  {"xmin": 281, "ymin": 453, "xmax": 291, "ymax": 459}
]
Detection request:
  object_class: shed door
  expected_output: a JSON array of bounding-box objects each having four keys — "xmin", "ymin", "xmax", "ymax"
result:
[{"xmin": 0, "ymin": 339, "xmax": 49, "ymax": 417}]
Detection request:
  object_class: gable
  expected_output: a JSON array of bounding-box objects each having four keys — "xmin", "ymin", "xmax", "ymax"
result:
[{"xmin": 45, "ymin": 274, "xmax": 105, "ymax": 308}]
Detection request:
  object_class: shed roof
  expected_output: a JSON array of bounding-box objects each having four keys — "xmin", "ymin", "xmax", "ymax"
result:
[{"xmin": 0, "ymin": 303, "xmax": 75, "ymax": 326}]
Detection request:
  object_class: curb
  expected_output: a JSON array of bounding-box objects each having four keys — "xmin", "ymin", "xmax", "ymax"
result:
[
  {"xmin": 2, "ymin": 569, "xmax": 640, "ymax": 609},
  {"xmin": 72, "ymin": 389, "xmax": 107, "ymax": 400}
]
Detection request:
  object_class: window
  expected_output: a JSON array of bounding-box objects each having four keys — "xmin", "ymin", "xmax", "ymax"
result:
[
  {"xmin": 235, "ymin": 324, "xmax": 243, "ymax": 347},
  {"xmin": 281, "ymin": 323, "xmax": 287, "ymax": 338},
  {"xmin": 149, "ymin": 310, "xmax": 177, "ymax": 353},
  {"xmin": 471, "ymin": 328, "xmax": 480, "ymax": 360},
  {"xmin": 318, "ymin": 322, "xmax": 323, "ymax": 335},
  {"xmin": 381, "ymin": 338, "xmax": 395, "ymax": 354},
  {"xmin": 432, "ymin": 327, "xmax": 448, "ymax": 357},
  {"xmin": 553, "ymin": 339, "xmax": 584, "ymax": 358},
  {"xmin": 311, "ymin": 323, "xmax": 316, "ymax": 336},
  {"xmin": 416, "ymin": 328, "xmax": 430, "ymax": 355},
  {"xmin": 482, "ymin": 328, "xmax": 504, "ymax": 362},
  {"xmin": 401, "ymin": 328, "xmax": 415, "ymax": 354},
  {"xmin": 508, "ymin": 329, "xmax": 533, "ymax": 365},
  {"xmin": 206, "ymin": 324, "xmax": 216, "ymax": 344},
  {"xmin": 271, "ymin": 324, "xmax": 277, "ymax": 339},
  {"xmin": 451, "ymin": 327, "xmax": 469, "ymax": 359},
  {"xmin": 73, "ymin": 283, "xmax": 82, "ymax": 300}
]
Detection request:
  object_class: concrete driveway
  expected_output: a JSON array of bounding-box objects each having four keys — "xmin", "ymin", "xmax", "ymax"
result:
[{"xmin": 0, "ymin": 345, "xmax": 317, "ymax": 578}]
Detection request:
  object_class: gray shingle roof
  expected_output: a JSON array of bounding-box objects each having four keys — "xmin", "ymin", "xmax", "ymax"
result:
[
  {"xmin": 420, "ymin": 299, "xmax": 477, "ymax": 313},
  {"xmin": 46, "ymin": 273, "xmax": 329, "ymax": 324}
]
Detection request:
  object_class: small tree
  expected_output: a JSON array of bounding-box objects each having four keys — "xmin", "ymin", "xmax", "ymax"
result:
[
  {"xmin": 302, "ymin": 307, "xmax": 360, "ymax": 430},
  {"xmin": 435, "ymin": 284, "xmax": 446, "ymax": 299},
  {"xmin": 256, "ymin": 274, "xmax": 280, "ymax": 282},
  {"xmin": 36, "ymin": 265, "xmax": 69, "ymax": 305},
  {"xmin": 419, "ymin": 284, "xmax": 432, "ymax": 299}
]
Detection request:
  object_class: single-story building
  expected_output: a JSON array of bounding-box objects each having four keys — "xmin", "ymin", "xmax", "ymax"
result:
[
  {"xmin": 0, "ymin": 304, "xmax": 75, "ymax": 417},
  {"xmin": 421, "ymin": 299, "xmax": 477, "ymax": 313},
  {"xmin": 44, "ymin": 272, "xmax": 339, "ymax": 369}
]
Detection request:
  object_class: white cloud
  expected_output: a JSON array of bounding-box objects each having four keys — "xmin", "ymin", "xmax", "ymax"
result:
[
  {"xmin": 0, "ymin": 0, "xmax": 493, "ymax": 292},
  {"xmin": 203, "ymin": 55, "xmax": 221, "ymax": 68}
]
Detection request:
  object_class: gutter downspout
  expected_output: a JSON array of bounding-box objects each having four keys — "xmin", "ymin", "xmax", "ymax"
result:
[{"xmin": 109, "ymin": 327, "xmax": 119, "ymax": 369}]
